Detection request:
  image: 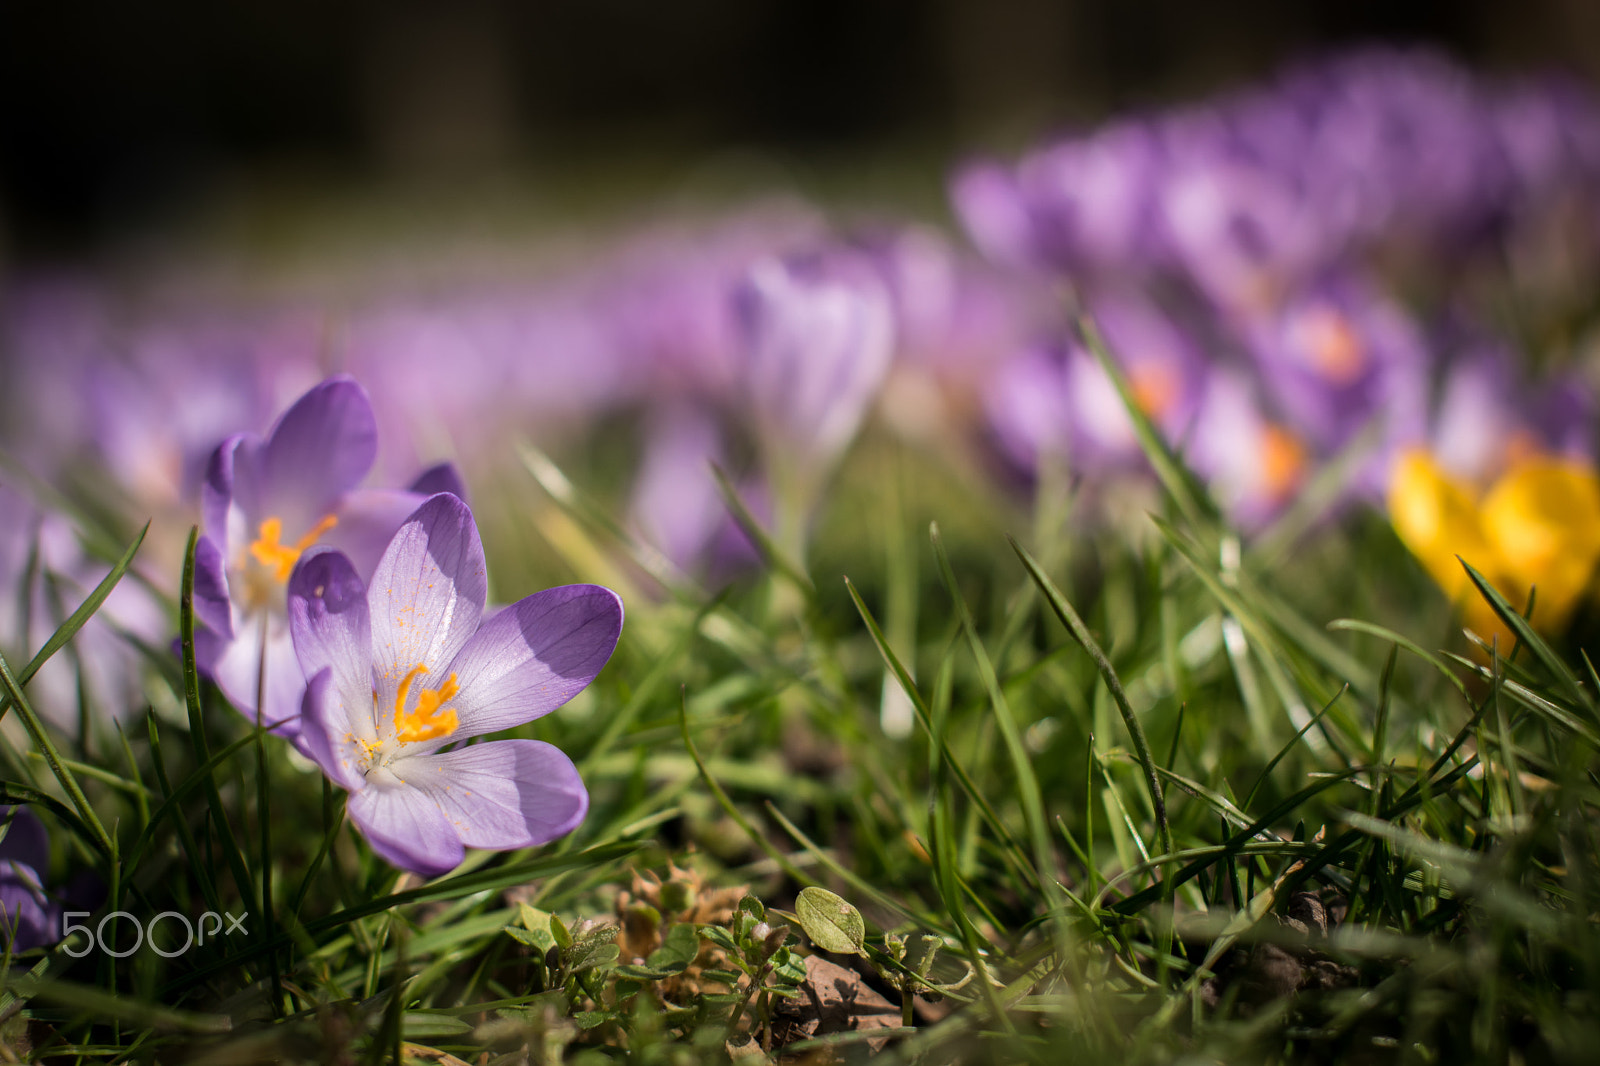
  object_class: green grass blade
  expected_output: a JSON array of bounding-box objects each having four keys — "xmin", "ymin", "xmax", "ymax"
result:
[
  {"xmin": 1010, "ymin": 536, "xmax": 1172, "ymax": 865},
  {"xmin": 0, "ymin": 647, "xmax": 112, "ymax": 857},
  {"xmin": 178, "ymin": 527, "xmax": 259, "ymax": 916},
  {"xmin": 0, "ymin": 521, "xmax": 149, "ymax": 726}
]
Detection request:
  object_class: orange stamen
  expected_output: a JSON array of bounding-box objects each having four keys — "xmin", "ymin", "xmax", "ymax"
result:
[
  {"xmin": 392, "ymin": 664, "xmax": 460, "ymax": 743},
  {"xmin": 1128, "ymin": 364, "xmax": 1179, "ymax": 418},
  {"xmin": 1303, "ymin": 308, "xmax": 1367, "ymax": 386},
  {"xmin": 248, "ymin": 513, "xmax": 340, "ymax": 582},
  {"xmin": 1260, "ymin": 423, "xmax": 1308, "ymax": 502}
]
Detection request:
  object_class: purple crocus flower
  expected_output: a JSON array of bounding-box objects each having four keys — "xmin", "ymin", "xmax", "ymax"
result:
[
  {"xmin": 630, "ymin": 407, "xmax": 732, "ymax": 575},
  {"xmin": 0, "ymin": 807, "xmax": 57, "ymax": 952},
  {"xmin": 1238, "ymin": 269, "xmax": 1429, "ymax": 497},
  {"xmin": 736, "ymin": 252, "xmax": 896, "ymax": 473},
  {"xmin": 1423, "ymin": 341, "xmax": 1595, "ymax": 489},
  {"xmin": 194, "ymin": 377, "xmax": 459, "ymax": 735},
  {"xmin": 1186, "ymin": 368, "xmax": 1312, "ymax": 531},
  {"xmin": 287, "ymin": 493, "xmax": 622, "ymax": 877},
  {"xmin": 982, "ymin": 290, "xmax": 1205, "ymax": 475}
]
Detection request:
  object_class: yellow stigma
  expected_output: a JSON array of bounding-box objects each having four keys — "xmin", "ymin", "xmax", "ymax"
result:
[
  {"xmin": 392, "ymin": 664, "xmax": 460, "ymax": 743},
  {"xmin": 249, "ymin": 513, "xmax": 340, "ymax": 582}
]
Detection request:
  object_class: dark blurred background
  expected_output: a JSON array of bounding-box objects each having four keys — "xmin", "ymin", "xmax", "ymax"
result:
[{"xmin": 5, "ymin": 0, "xmax": 1600, "ymax": 259}]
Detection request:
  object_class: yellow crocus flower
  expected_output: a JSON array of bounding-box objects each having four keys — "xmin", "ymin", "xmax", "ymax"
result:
[{"xmin": 1388, "ymin": 449, "xmax": 1600, "ymax": 640}]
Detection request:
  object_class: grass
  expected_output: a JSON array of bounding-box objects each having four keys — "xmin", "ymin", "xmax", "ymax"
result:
[{"xmin": 1, "ymin": 399, "xmax": 1598, "ymax": 1065}]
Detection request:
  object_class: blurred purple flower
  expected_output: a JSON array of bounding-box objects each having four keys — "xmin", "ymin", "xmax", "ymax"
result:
[
  {"xmin": 1186, "ymin": 369, "xmax": 1311, "ymax": 530},
  {"xmin": 736, "ymin": 252, "xmax": 895, "ymax": 472},
  {"xmin": 983, "ymin": 291, "xmax": 1206, "ymax": 474},
  {"xmin": 0, "ymin": 487, "xmax": 166, "ymax": 733},
  {"xmin": 288, "ymin": 493, "xmax": 622, "ymax": 878},
  {"xmin": 0, "ymin": 807, "xmax": 57, "ymax": 953},
  {"xmin": 1425, "ymin": 341, "xmax": 1595, "ymax": 489},
  {"xmin": 1240, "ymin": 269, "xmax": 1429, "ymax": 494},
  {"xmin": 630, "ymin": 407, "xmax": 731, "ymax": 575}
]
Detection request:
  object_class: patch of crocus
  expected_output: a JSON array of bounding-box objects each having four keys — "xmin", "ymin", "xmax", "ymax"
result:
[
  {"xmin": 982, "ymin": 292, "xmax": 1204, "ymax": 479},
  {"xmin": 1068, "ymin": 291, "xmax": 1206, "ymax": 463},
  {"xmin": 1388, "ymin": 449, "xmax": 1600, "ymax": 638},
  {"xmin": 0, "ymin": 807, "xmax": 57, "ymax": 952},
  {"xmin": 194, "ymin": 377, "xmax": 462, "ymax": 736},
  {"xmin": 736, "ymin": 251, "xmax": 894, "ymax": 560},
  {"xmin": 287, "ymin": 493, "xmax": 622, "ymax": 877},
  {"xmin": 737, "ymin": 252, "xmax": 895, "ymax": 471},
  {"xmin": 1423, "ymin": 345, "xmax": 1594, "ymax": 487},
  {"xmin": 1240, "ymin": 271, "xmax": 1429, "ymax": 496},
  {"xmin": 629, "ymin": 407, "xmax": 735, "ymax": 578},
  {"xmin": 1186, "ymin": 369, "xmax": 1311, "ymax": 531}
]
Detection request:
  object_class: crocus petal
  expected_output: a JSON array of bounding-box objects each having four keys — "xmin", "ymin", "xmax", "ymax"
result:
[
  {"xmin": 446, "ymin": 584, "xmax": 623, "ymax": 740},
  {"xmin": 0, "ymin": 862, "xmax": 57, "ymax": 952},
  {"xmin": 368, "ymin": 493, "xmax": 487, "ymax": 686},
  {"xmin": 347, "ymin": 779, "xmax": 465, "ymax": 878},
  {"xmin": 322, "ymin": 489, "xmax": 430, "ymax": 579},
  {"xmin": 409, "ymin": 462, "xmax": 469, "ymax": 501},
  {"xmin": 259, "ymin": 377, "xmax": 378, "ymax": 533},
  {"xmin": 393, "ymin": 740, "xmax": 588, "ymax": 850},
  {"xmin": 220, "ymin": 436, "xmax": 268, "ymax": 537},
  {"xmin": 207, "ymin": 613, "xmax": 307, "ymax": 735},
  {"xmin": 201, "ymin": 433, "xmax": 248, "ymax": 548},
  {"xmin": 298, "ymin": 667, "xmax": 365, "ymax": 791},
  {"xmin": 192, "ymin": 535, "xmax": 234, "ymax": 640},
  {"xmin": 0, "ymin": 808, "xmax": 49, "ymax": 874},
  {"xmin": 287, "ymin": 547, "xmax": 374, "ymax": 734}
]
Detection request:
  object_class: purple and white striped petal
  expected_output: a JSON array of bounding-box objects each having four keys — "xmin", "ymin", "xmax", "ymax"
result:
[
  {"xmin": 287, "ymin": 547, "xmax": 375, "ymax": 738},
  {"xmin": 347, "ymin": 780, "xmax": 465, "ymax": 879},
  {"xmin": 394, "ymin": 740, "xmax": 588, "ymax": 850},
  {"xmin": 368, "ymin": 494, "xmax": 487, "ymax": 691},
  {"xmin": 445, "ymin": 585, "xmax": 624, "ymax": 741},
  {"xmin": 298, "ymin": 668, "xmax": 365, "ymax": 791}
]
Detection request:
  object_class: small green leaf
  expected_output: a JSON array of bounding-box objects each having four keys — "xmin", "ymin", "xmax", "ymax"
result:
[
  {"xmin": 702, "ymin": 925, "xmax": 740, "ymax": 955},
  {"xmin": 550, "ymin": 913, "xmax": 572, "ymax": 950},
  {"xmin": 504, "ymin": 925, "xmax": 556, "ymax": 953},
  {"xmin": 795, "ymin": 887, "xmax": 866, "ymax": 955},
  {"xmin": 651, "ymin": 923, "xmax": 700, "ymax": 971},
  {"xmin": 521, "ymin": 903, "xmax": 552, "ymax": 935},
  {"xmin": 566, "ymin": 926, "xmax": 620, "ymax": 974},
  {"xmin": 770, "ymin": 946, "xmax": 807, "ymax": 985}
]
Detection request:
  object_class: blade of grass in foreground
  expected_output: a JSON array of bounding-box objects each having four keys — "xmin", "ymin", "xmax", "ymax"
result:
[
  {"xmin": 0, "ymin": 521, "xmax": 148, "ymax": 726},
  {"xmin": 178, "ymin": 528, "xmax": 259, "ymax": 918},
  {"xmin": 1460, "ymin": 559, "xmax": 1594, "ymax": 716},
  {"xmin": 1076, "ymin": 313, "xmax": 1215, "ymax": 532},
  {"xmin": 842, "ymin": 576, "xmax": 1036, "ymax": 885},
  {"xmin": 0, "ymin": 648, "xmax": 113, "ymax": 857},
  {"xmin": 1010, "ymin": 536, "xmax": 1172, "ymax": 866},
  {"xmin": 933, "ymin": 525, "xmax": 1057, "ymax": 898}
]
